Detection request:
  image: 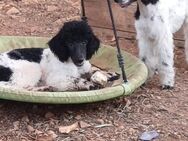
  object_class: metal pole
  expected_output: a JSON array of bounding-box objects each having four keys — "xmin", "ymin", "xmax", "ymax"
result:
[
  {"xmin": 106, "ymin": 0, "xmax": 127, "ymax": 83},
  {"xmin": 81, "ymin": 0, "xmax": 87, "ymax": 22}
]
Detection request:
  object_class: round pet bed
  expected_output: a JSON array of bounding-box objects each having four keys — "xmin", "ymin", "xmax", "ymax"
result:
[{"xmin": 0, "ymin": 36, "xmax": 148, "ymax": 104}]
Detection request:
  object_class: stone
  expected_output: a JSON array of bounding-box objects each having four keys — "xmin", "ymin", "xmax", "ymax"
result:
[{"xmin": 91, "ymin": 71, "xmax": 108, "ymax": 87}]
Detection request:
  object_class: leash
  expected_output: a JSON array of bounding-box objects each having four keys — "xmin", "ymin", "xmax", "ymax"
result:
[{"xmin": 80, "ymin": 0, "xmax": 128, "ymax": 83}]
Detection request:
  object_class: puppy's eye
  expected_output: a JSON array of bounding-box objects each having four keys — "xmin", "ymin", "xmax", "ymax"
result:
[
  {"xmin": 82, "ymin": 42, "xmax": 86, "ymax": 46},
  {"xmin": 82, "ymin": 41, "xmax": 87, "ymax": 46},
  {"xmin": 69, "ymin": 43, "xmax": 74, "ymax": 47}
]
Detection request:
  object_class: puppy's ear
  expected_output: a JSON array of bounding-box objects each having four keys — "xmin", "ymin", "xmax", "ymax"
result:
[
  {"xmin": 86, "ymin": 34, "xmax": 100, "ymax": 60},
  {"xmin": 48, "ymin": 31, "xmax": 69, "ymax": 62}
]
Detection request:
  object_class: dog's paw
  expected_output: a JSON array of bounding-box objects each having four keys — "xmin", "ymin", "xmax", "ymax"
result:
[
  {"xmin": 107, "ymin": 72, "xmax": 120, "ymax": 81},
  {"xmin": 89, "ymin": 85, "xmax": 96, "ymax": 90},
  {"xmin": 26, "ymin": 86, "xmax": 57, "ymax": 92},
  {"xmin": 41, "ymin": 86, "xmax": 57, "ymax": 92},
  {"xmin": 81, "ymin": 72, "xmax": 92, "ymax": 80},
  {"xmin": 161, "ymin": 85, "xmax": 174, "ymax": 90},
  {"xmin": 83, "ymin": 81, "xmax": 102, "ymax": 90},
  {"xmin": 89, "ymin": 84, "xmax": 102, "ymax": 90}
]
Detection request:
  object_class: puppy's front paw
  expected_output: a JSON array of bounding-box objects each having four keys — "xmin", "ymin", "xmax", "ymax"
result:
[
  {"xmin": 81, "ymin": 72, "xmax": 92, "ymax": 80},
  {"xmin": 161, "ymin": 85, "xmax": 174, "ymax": 90},
  {"xmin": 26, "ymin": 86, "xmax": 57, "ymax": 92},
  {"xmin": 89, "ymin": 84, "xmax": 102, "ymax": 90},
  {"xmin": 89, "ymin": 85, "xmax": 96, "ymax": 90}
]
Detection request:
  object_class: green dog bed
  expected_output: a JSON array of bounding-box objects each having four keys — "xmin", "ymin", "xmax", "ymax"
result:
[{"xmin": 0, "ymin": 36, "xmax": 148, "ymax": 104}]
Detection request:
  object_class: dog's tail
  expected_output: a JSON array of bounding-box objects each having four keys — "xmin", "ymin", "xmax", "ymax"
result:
[{"xmin": 184, "ymin": 17, "xmax": 188, "ymax": 63}]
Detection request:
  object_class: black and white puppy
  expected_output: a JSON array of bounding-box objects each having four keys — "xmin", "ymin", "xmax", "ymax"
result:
[
  {"xmin": 115, "ymin": 0, "xmax": 188, "ymax": 89},
  {"xmin": 0, "ymin": 21, "xmax": 100, "ymax": 91}
]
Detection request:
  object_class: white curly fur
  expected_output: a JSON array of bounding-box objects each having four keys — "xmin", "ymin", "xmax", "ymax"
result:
[{"xmin": 118, "ymin": 0, "xmax": 188, "ymax": 88}]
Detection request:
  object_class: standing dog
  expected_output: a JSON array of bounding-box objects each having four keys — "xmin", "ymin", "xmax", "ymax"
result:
[
  {"xmin": 0, "ymin": 21, "xmax": 100, "ymax": 91},
  {"xmin": 114, "ymin": 0, "xmax": 188, "ymax": 89}
]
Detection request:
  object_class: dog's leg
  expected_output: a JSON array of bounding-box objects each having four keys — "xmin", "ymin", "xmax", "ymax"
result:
[
  {"xmin": 184, "ymin": 17, "xmax": 188, "ymax": 63},
  {"xmin": 137, "ymin": 28, "xmax": 175, "ymax": 89},
  {"xmin": 26, "ymin": 86, "xmax": 57, "ymax": 92},
  {"xmin": 46, "ymin": 77, "xmax": 96, "ymax": 92},
  {"xmin": 74, "ymin": 78, "xmax": 96, "ymax": 91},
  {"xmin": 157, "ymin": 32, "xmax": 175, "ymax": 89},
  {"xmin": 11, "ymin": 61, "xmax": 42, "ymax": 88},
  {"xmin": 138, "ymin": 38, "xmax": 157, "ymax": 79}
]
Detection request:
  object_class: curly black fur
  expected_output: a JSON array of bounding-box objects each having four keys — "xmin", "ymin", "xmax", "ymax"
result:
[
  {"xmin": 0, "ymin": 65, "xmax": 13, "ymax": 81},
  {"xmin": 141, "ymin": 0, "xmax": 159, "ymax": 5},
  {"xmin": 7, "ymin": 48, "xmax": 44, "ymax": 63},
  {"xmin": 114, "ymin": 0, "xmax": 158, "ymax": 6},
  {"xmin": 48, "ymin": 20, "xmax": 100, "ymax": 62}
]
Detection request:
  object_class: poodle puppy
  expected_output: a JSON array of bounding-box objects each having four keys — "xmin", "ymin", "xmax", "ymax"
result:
[
  {"xmin": 0, "ymin": 20, "xmax": 100, "ymax": 91},
  {"xmin": 115, "ymin": 0, "xmax": 188, "ymax": 89}
]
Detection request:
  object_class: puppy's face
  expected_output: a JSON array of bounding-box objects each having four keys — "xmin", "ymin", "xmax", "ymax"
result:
[
  {"xmin": 66, "ymin": 41, "xmax": 87, "ymax": 67},
  {"xmin": 114, "ymin": 0, "xmax": 136, "ymax": 7},
  {"xmin": 48, "ymin": 21, "xmax": 100, "ymax": 67}
]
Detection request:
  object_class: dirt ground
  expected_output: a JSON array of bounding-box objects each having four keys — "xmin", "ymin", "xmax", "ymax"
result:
[{"xmin": 0, "ymin": 0, "xmax": 187, "ymax": 141}]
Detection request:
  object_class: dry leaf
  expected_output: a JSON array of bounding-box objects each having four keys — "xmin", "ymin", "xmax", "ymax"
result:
[
  {"xmin": 35, "ymin": 129, "xmax": 43, "ymax": 135},
  {"xmin": 47, "ymin": 130, "xmax": 58, "ymax": 139},
  {"xmin": 21, "ymin": 139, "xmax": 28, "ymax": 141},
  {"xmin": 6, "ymin": 7, "xmax": 20, "ymax": 15},
  {"xmin": 22, "ymin": 115, "xmax": 30, "ymax": 123},
  {"xmin": 75, "ymin": 115, "xmax": 82, "ymax": 120},
  {"xmin": 45, "ymin": 112, "xmax": 55, "ymax": 119},
  {"xmin": 27, "ymin": 125, "xmax": 35, "ymax": 132},
  {"xmin": 79, "ymin": 121, "xmax": 91, "ymax": 128},
  {"xmin": 37, "ymin": 134, "xmax": 53, "ymax": 141},
  {"xmin": 59, "ymin": 122, "xmax": 79, "ymax": 134},
  {"xmin": 110, "ymin": 36, "xmax": 116, "ymax": 42},
  {"xmin": 125, "ymin": 99, "xmax": 132, "ymax": 107},
  {"xmin": 13, "ymin": 121, "xmax": 20, "ymax": 130},
  {"xmin": 96, "ymin": 119, "xmax": 105, "ymax": 124},
  {"xmin": 22, "ymin": 0, "xmax": 39, "ymax": 4},
  {"xmin": 47, "ymin": 6, "xmax": 58, "ymax": 12}
]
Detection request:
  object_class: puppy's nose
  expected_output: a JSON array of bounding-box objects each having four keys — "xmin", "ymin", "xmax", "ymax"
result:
[{"xmin": 78, "ymin": 59, "xmax": 84, "ymax": 64}]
